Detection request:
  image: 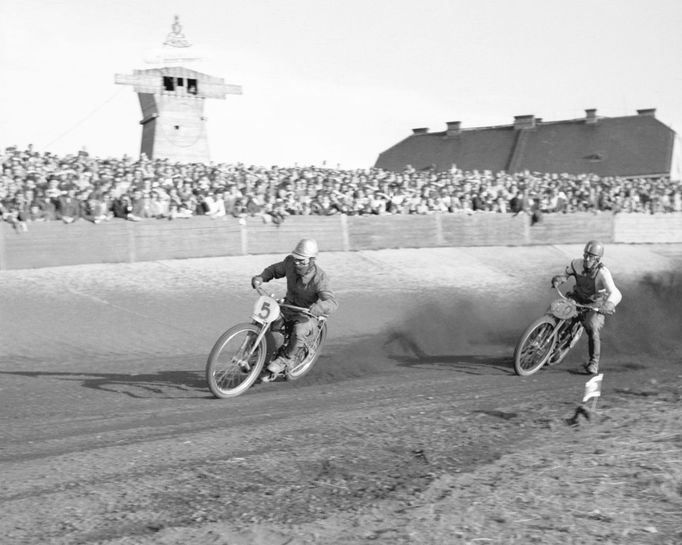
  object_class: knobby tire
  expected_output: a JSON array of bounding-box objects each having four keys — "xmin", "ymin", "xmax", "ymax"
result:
[
  {"xmin": 206, "ymin": 323, "xmax": 267, "ymax": 398},
  {"xmin": 546, "ymin": 319, "xmax": 583, "ymax": 367},
  {"xmin": 513, "ymin": 315, "xmax": 557, "ymax": 376},
  {"xmin": 286, "ymin": 322, "xmax": 328, "ymax": 381}
]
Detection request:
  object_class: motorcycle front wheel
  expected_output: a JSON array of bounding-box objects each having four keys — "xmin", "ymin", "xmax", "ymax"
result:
[
  {"xmin": 206, "ymin": 323, "xmax": 267, "ymax": 398},
  {"xmin": 546, "ymin": 319, "xmax": 583, "ymax": 367},
  {"xmin": 513, "ymin": 315, "xmax": 557, "ymax": 376}
]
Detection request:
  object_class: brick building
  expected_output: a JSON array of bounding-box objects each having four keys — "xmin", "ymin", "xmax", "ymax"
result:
[{"xmin": 375, "ymin": 108, "xmax": 679, "ymax": 178}]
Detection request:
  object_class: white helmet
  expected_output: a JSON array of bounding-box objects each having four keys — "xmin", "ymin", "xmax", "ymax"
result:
[
  {"xmin": 583, "ymin": 240, "xmax": 604, "ymax": 259},
  {"xmin": 582, "ymin": 239, "xmax": 604, "ymax": 273},
  {"xmin": 292, "ymin": 238, "xmax": 319, "ymax": 259}
]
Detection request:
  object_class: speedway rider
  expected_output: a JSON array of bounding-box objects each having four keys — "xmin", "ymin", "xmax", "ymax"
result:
[
  {"xmin": 251, "ymin": 238, "xmax": 338, "ymax": 376},
  {"xmin": 551, "ymin": 240, "xmax": 622, "ymax": 375}
]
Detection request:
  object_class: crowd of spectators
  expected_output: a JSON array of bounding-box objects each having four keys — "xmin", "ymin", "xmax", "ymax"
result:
[{"xmin": 1, "ymin": 145, "xmax": 680, "ymax": 232}]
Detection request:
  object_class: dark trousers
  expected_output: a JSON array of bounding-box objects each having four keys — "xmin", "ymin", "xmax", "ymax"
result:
[
  {"xmin": 582, "ymin": 310, "xmax": 605, "ymax": 365},
  {"xmin": 281, "ymin": 313, "xmax": 316, "ymax": 360}
]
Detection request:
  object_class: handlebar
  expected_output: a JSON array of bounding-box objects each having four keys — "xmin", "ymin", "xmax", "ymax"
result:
[
  {"xmin": 553, "ymin": 286, "xmax": 602, "ymax": 312},
  {"xmin": 254, "ymin": 285, "xmax": 322, "ymax": 319},
  {"xmin": 281, "ymin": 302, "xmax": 315, "ymax": 315}
]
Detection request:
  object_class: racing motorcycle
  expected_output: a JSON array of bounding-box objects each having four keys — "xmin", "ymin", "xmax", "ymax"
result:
[
  {"xmin": 206, "ymin": 286, "xmax": 328, "ymax": 398},
  {"xmin": 513, "ymin": 287, "xmax": 602, "ymax": 376}
]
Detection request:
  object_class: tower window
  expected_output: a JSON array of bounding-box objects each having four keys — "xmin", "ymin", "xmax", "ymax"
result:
[{"xmin": 163, "ymin": 76, "xmax": 175, "ymax": 91}]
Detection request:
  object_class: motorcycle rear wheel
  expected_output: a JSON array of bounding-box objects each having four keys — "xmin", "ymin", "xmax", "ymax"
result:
[
  {"xmin": 513, "ymin": 315, "xmax": 557, "ymax": 376},
  {"xmin": 206, "ymin": 323, "xmax": 267, "ymax": 398},
  {"xmin": 286, "ymin": 322, "xmax": 328, "ymax": 381}
]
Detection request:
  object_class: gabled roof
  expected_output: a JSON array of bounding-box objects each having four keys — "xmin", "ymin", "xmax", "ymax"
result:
[{"xmin": 375, "ymin": 110, "xmax": 675, "ymax": 177}]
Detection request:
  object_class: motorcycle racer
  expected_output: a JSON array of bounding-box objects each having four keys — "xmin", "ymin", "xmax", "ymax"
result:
[
  {"xmin": 551, "ymin": 240, "xmax": 622, "ymax": 375},
  {"xmin": 251, "ymin": 238, "xmax": 338, "ymax": 376}
]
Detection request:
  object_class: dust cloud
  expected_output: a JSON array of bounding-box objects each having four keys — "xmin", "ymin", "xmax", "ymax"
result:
[
  {"xmin": 378, "ymin": 294, "xmax": 535, "ymax": 359},
  {"xmin": 608, "ymin": 272, "xmax": 682, "ymax": 359},
  {"xmin": 311, "ymin": 272, "xmax": 682, "ymax": 384},
  {"xmin": 310, "ymin": 289, "xmax": 545, "ymax": 382}
]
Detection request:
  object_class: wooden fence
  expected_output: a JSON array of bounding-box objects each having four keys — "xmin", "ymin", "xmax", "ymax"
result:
[{"xmin": 1, "ymin": 212, "xmax": 680, "ymax": 270}]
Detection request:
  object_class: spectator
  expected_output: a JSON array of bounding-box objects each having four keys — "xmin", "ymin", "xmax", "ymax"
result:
[
  {"xmin": 126, "ymin": 189, "xmax": 147, "ymax": 221},
  {"xmin": 30, "ymin": 190, "xmax": 58, "ymax": 221},
  {"xmin": 82, "ymin": 193, "xmax": 111, "ymax": 223},
  {"xmin": 204, "ymin": 190, "xmax": 226, "ymax": 219},
  {"xmin": 148, "ymin": 190, "xmax": 170, "ymax": 219},
  {"xmin": 0, "ymin": 145, "xmax": 679, "ymax": 228},
  {"xmin": 112, "ymin": 194, "xmax": 133, "ymax": 219},
  {"xmin": 169, "ymin": 200, "xmax": 193, "ymax": 220},
  {"xmin": 57, "ymin": 189, "xmax": 80, "ymax": 223}
]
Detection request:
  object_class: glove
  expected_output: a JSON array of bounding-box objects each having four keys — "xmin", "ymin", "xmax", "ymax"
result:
[
  {"xmin": 251, "ymin": 275, "xmax": 263, "ymax": 289},
  {"xmin": 600, "ymin": 301, "xmax": 616, "ymax": 315},
  {"xmin": 551, "ymin": 275, "xmax": 565, "ymax": 289}
]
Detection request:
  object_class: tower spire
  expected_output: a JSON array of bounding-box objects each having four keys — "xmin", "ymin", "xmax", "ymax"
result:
[{"xmin": 163, "ymin": 15, "xmax": 191, "ymax": 48}]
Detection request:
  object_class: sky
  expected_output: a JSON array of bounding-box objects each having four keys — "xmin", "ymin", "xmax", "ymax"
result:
[{"xmin": 1, "ymin": 0, "xmax": 681, "ymax": 170}]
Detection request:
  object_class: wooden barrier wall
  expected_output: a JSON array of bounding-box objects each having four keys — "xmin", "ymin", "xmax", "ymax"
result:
[
  {"xmin": 0, "ymin": 212, "xmax": 678, "ymax": 270},
  {"xmin": 614, "ymin": 214, "xmax": 682, "ymax": 243}
]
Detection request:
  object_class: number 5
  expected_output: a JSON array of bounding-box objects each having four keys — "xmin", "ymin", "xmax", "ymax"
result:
[{"xmin": 258, "ymin": 301, "xmax": 271, "ymax": 319}]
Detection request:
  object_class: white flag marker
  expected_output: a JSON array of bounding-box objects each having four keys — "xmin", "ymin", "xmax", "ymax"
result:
[{"xmin": 582, "ymin": 373, "xmax": 604, "ymax": 411}]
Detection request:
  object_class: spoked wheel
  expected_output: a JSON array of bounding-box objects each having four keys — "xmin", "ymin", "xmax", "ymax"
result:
[
  {"xmin": 546, "ymin": 320, "xmax": 583, "ymax": 367},
  {"xmin": 513, "ymin": 316, "xmax": 557, "ymax": 376},
  {"xmin": 206, "ymin": 323, "xmax": 266, "ymax": 398},
  {"xmin": 286, "ymin": 322, "xmax": 328, "ymax": 381}
]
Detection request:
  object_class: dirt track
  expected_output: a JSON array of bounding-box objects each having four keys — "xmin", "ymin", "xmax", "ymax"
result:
[{"xmin": 1, "ymin": 244, "xmax": 681, "ymax": 544}]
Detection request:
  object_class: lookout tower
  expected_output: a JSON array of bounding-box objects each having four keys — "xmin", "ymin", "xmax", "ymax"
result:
[{"xmin": 114, "ymin": 16, "xmax": 242, "ymax": 163}]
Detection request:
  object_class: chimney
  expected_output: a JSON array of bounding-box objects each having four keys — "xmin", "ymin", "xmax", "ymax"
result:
[
  {"xmin": 446, "ymin": 121, "xmax": 461, "ymax": 136},
  {"xmin": 585, "ymin": 108, "xmax": 598, "ymax": 124},
  {"xmin": 636, "ymin": 108, "xmax": 656, "ymax": 117},
  {"xmin": 513, "ymin": 114, "xmax": 535, "ymax": 130},
  {"xmin": 412, "ymin": 127, "xmax": 429, "ymax": 135}
]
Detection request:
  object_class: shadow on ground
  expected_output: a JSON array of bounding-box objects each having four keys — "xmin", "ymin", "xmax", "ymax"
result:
[
  {"xmin": 389, "ymin": 354, "xmax": 514, "ymax": 375},
  {"xmin": 0, "ymin": 369, "xmax": 208, "ymax": 399},
  {"xmin": 383, "ymin": 330, "xmax": 514, "ymax": 375}
]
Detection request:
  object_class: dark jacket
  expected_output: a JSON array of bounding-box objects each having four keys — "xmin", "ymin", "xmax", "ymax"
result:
[
  {"xmin": 57, "ymin": 196, "xmax": 81, "ymax": 219},
  {"xmin": 259, "ymin": 255, "xmax": 338, "ymax": 317}
]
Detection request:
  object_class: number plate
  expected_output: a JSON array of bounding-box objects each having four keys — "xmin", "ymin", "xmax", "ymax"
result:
[
  {"xmin": 252, "ymin": 295, "xmax": 281, "ymax": 324},
  {"xmin": 550, "ymin": 298, "xmax": 578, "ymax": 320}
]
